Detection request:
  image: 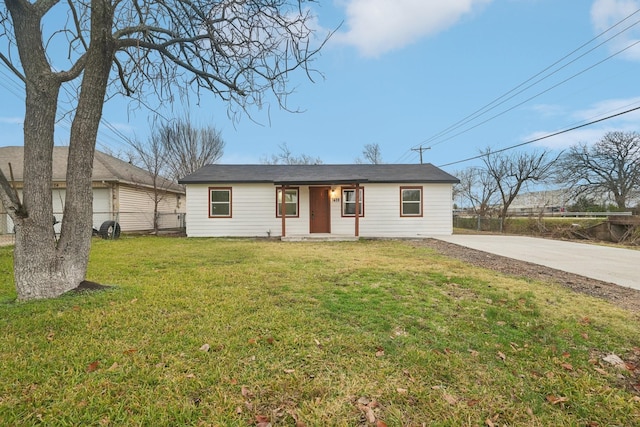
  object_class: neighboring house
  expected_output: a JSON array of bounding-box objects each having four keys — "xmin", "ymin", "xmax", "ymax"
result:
[
  {"xmin": 0, "ymin": 146, "xmax": 185, "ymax": 235},
  {"xmin": 178, "ymin": 164, "xmax": 459, "ymax": 239}
]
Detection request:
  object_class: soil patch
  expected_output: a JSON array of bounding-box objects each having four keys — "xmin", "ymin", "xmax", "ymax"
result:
[
  {"xmin": 415, "ymin": 238, "xmax": 640, "ymax": 314},
  {"xmin": 71, "ymin": 280, "xmax": 111, "ymax": 293}
]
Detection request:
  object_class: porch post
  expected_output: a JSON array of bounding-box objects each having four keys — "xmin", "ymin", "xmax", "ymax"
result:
[
  {"xmin": 281, "ymin": 185, "xmax": 286, "ymax": 238},
  {"xmin": 355, "ymin": 182, "xmax": 360, "ymax": 237}
]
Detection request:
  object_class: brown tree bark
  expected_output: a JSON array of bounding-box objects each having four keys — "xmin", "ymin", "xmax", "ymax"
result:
[{"xmin": 5, "ymin": 0, "xmax": 114, "ymax": 299}]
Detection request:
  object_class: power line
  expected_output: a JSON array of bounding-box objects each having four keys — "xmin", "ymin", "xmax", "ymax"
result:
[
  {"xmin": 419, "ymin": 9, "xmax": 640, "ymax": 150},
  {"xmin": 437, "ymin": 105, "xmax": 640, "ymax": 168},
  {"xmin": 395, "ymin": 7, "xmax": 640, "ymax": 164}
]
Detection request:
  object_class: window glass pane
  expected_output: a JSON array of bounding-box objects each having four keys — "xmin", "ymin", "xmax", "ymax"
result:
[
  {"xmin": 211, "ymin": 190, "xmax": 229, "ymax": 202},
  {"xmin": 402, "ymin": 202, "xmax": 420, "ymax": 215},
  {"xmin": 285, "ymin": 191, "xmax": 297, "ymax": 203},
  {"xmin": 344, "ymin": 203, "xmax": 356, "ymax": 215},
  {"xmin": 277, "ymin": 189, "xmax": 298, "ymax": 217},
  {"xmin": 211, "ymin": 204, "xmax": 230, "ymax": 216},
  {"xmin": 285, "ymin": 203, "xmax": 297, "ymax": 216},
  {"xmin": 402, "ymin": 189, "xmax": 421, "ymax": 202},
  {"xmin": 344, "ymin": 190, "xmax": 355, "ymax": 202}
]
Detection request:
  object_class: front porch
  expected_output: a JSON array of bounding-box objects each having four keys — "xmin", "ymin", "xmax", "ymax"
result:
[{"xmin": 281, "ymin": 234, "xmax": 360, "ymax": 242}]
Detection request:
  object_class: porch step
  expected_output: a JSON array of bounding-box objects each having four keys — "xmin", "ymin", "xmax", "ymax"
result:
[{"xmin": 281, "ymin": 234, "xmax": 359, "ymax": 242}]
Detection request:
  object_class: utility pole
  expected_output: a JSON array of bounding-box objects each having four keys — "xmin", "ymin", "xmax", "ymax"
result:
[{"xmin": 411, "ymin": 145, "xmax": 431, "ymax": 164}]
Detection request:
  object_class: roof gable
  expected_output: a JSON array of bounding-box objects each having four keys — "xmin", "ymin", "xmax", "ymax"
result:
[{"xmin": 179, "ymin": 164, "xmax": 459, "ymax": 185}]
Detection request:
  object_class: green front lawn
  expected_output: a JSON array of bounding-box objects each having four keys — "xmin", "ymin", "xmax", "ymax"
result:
[{"xmin": 1, "ymin": 237, "xmax": 638, "ymax": 425}]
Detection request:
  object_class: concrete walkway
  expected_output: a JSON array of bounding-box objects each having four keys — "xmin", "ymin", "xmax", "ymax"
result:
[{"xmin": 435, "ymin": 235, "xmax": 640, "ymax": 291}]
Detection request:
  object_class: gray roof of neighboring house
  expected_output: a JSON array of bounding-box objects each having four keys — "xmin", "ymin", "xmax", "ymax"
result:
[
  {"xmin": 0, "ymin": 146, "xmax": 184, "ymax": 193},
  {"xmin": 179, "ymin": 164, "xmax": 459, "ymax": 185}
]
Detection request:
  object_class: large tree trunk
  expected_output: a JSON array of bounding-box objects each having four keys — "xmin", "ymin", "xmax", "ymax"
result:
[{"xmin": 6, "ymin": 0, "xmax": 115, "ymax": 300}]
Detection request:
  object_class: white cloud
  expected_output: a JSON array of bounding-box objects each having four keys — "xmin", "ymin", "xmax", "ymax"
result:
[
  {"xmin": 333, "ymin": 0, "xmax": 492, "ymax": 57},
  {"xmin": 591, "ymin": 0, "xmax": 640, "ymax": 61},
  {"xmin": 0, "ymin": 117, "xmax": 23, "ymax": 124},
  {"xmin": 525, "ymin": 96, "xmax": 640, "ymax": 149}
]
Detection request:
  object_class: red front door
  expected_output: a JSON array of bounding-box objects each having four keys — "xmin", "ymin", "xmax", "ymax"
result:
[{"xmin": 309, "ymin": 187, "xmax": 330, "ymax": 233}]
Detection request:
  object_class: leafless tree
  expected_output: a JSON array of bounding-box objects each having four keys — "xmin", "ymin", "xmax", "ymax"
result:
[
  {"xmin": 262, "ymin": 142, "xmax": 322, "ymax": 165},
  {"xmin": 482, "ymin": 149, "xmax": 557, "ymax": 225},
  {"xmin": 355, "ymin": 143, "xmax": 383, "ymax": 164},
  {"xmin": 455, "ymin": 167, "xmax": 499, "ymax": 217},
  {"xmin": 156, "ymin": 117, "xmax": 225, "ymax": 182},
  {"xmin": 0, "ymin": 0, "xmax": 330, "ymax": 300},
  {"xmin": 555, "ymin": 131, "xmax": 640, "ymax": 209},
  {"xmin": 128, "ymin": 137, "xmax": 176, "ymax": 234}
]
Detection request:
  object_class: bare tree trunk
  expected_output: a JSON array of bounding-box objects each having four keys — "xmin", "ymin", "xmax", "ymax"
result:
[{"xmin": 8, "ymin": 0, "xmax": 114, "ymax": 300}]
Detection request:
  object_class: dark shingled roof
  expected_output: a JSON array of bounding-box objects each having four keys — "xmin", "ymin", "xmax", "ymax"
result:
[
  {"xmin": 179, "ymin": 164, "xmax": 459, "ymax": 185},
  {"xmin": 0, "ymin": 146, "xmax": 184, "ymax": 193}
]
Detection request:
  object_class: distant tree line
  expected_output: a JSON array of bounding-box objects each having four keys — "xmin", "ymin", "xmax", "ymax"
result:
[{"xmin": 454, "ymin": 131, "xmax": 640, "ymax": 222}]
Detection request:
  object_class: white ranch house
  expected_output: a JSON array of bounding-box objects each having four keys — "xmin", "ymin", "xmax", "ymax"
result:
[{"xmin": 179, "ymin": 164, "xmax": 459, "ymax": 239}]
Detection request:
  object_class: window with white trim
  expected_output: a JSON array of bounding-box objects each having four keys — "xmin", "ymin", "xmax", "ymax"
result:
[
  {"xmin": 342, "ymin": 188, "xmax": 364, "ymax": 217},
  {"xmin": 400, "ymin": 187, "xmax": 422, "ymax": 217},
  {"xmin": 209, "ymin": 188, "xmax": 231, "ymax": 217},
  {"xmin": 276, "ymin": 188, "xmax": 299, "ymax": 217}
]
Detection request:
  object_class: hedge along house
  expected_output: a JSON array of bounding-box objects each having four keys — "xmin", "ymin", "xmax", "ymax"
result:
[
  {"xmin": 0, "ymin": 146, "xmax": 185, "ymax": 236},
  {"xmin": 179, "ymin": 164, "xmax": 459, "ymax": 240}
]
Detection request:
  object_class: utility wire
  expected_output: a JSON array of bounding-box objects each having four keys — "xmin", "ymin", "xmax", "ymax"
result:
[
  {"xmin": 419, "ymin": 9, "xmax": 640, "ymax": 150},
  {"xmin": 437, "ymin": 105, "xmax": 640, "ymax": 168},
  {"xmin": 395, "ymin": 7, "xmax": 640, "ymax": 164},
  {"xmin": 427, "ymin": 38, "xmax": 640, "ymax": 151}
]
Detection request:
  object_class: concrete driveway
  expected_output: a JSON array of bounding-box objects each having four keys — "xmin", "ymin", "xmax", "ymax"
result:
[{"xmin": 435, "ymin": 235, "xmax": 640, "ymax": 291}]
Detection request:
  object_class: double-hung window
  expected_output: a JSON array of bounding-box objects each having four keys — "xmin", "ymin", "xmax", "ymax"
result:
[
  {"xmin": 209, "ymin": 187, "xmax": 232, "ymax": 217},
  {"xmin": 342, "ymin": 188, "xmax": 364, "ymax": 217},
  {"xmin": 400, "ymin": 186, "xmax": 422, "ymax": 217},
  {"xmin": 276, "ymin": 188, "xmax": 299, "ymax": 217}
]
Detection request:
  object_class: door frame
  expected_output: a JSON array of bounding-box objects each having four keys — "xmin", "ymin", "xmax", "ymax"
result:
[{"xmin": 309, "ymin": 186, "xmax": 331, "ymax": 233}]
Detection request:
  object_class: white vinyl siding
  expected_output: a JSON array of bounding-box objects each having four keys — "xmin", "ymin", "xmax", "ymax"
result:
[
  {"xmin": 331, "ymin": 183, "xmax": 453, "ymax": 237},
  {"xmin": 186, "ymin": 182, "xmax": 454, "ymax": 238},
  {"xmin": 118, "ymin": 185, "xmax": 183, "ymax": 231},
  {"xmin": 186, "ymin": 184, "xmax": 310, "ymax": 237}
]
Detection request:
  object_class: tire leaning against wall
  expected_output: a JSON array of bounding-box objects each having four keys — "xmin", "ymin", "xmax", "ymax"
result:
[{"xmin": 98, "ymin": 220, "xmax": 121, "ymax": 240}]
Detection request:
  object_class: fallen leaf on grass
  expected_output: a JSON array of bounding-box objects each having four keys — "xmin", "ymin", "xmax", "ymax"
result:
[
  {"xmin": 241, "ymin": 386, "xmax": 254, "ymax": 399},
  {"xmin": 357, "ymin": 396, "xmax": 370, "ymax": 405},
  {"xmin": 255, "ymin": 414, "xmax": 270, "ymax": 426},
  {"xmin": 46, "ymin": 332, "xmax": 55, "ymax": 341},
  {"xmin": 284, "ymin": 369, "xmax": 295, "ymax": 374},
  {"xmin": 468, "ymin": 349, "xmax": 479, "ymax": 357},
  {"xmin": 123, "ymin": 348, "xmax": 138, "ymax": 355},
  {"xmin": 497, "ymin": 351, "xmax": 506, "ymax": 361},
  {"xmin": 375, "ymin": 346, "xmax": 385, "ymax": 357},
  {"xmin": 603, "ymin": 354, "xmax": 626, "ymax": 369},
  {"xmin": 561, "ymin": 363, "xmax": 573, "ymax": 371},
  {"xmin": 107, "ymin": 362, "xmax": 119, "ymax": 371},
  {"xmin": 199, "ymin": 344, "xmax": 210, "ymax": 352},
  {"xmin": 443, "ymin": 393, "xmax": 458, "ymax": 405},
  {"xmin": 546, "ymin": 395, "xmax": 569, "ymax": 405},
  {"xmin": 396, "ymin": 387, "xmax": 408, "ymax": 394},
  {"xmin": 358, "ymin": 405, "xmax": 376, "ymax": 423},
  {"xmin": 86, "ymin": 361, "xmax": 100, "ymax": 373},
  {"xmin": 594, "ymin": 367, "xmax": 608, "ymax": 375},
  {"xmin": 185, "ymin": 373, "xmax": 196, "ymax": 379},
  {"xmin": 376, "ymin": 421, "xmax": 388, "ymax": 427}
]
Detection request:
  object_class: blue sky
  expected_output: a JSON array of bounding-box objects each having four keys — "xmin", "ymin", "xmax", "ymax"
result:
[{"xmin": 1, "ymin": 0, "xmax": 640, "ymax": 174}]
